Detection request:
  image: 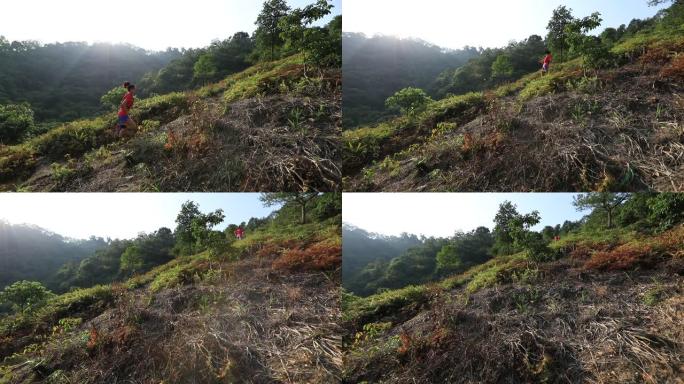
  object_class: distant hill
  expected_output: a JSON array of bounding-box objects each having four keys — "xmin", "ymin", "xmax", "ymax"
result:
[
  {"xmin": 342, "ymin": 33, "xmax": 480, "ymax": 129},
  {"xmin": 0, "ymin": 221, "xmax": 107, "ymax": 291},
  {"xmin": 0, "ymin": 40, "xmax": 181, "ymax": 122}
]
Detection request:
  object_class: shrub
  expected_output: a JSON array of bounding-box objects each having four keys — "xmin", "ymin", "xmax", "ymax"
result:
[
  {"xmin": 149, "ymin": 264, "xmax": 198, "ymax": 292},
  {"xmin": 385, "ymin": 87, "xmax": 433, "ymax": 117},
  {"xmin": 0, "ymin": 145, "xmax": 36, "ymax": 181},
  {"xmin": 0, "ymin": 103, "xmax": 35, "ymax": 145},
  {"xmin": 272, "ymin": 239, "xmax": 341, "ymax": 271}
]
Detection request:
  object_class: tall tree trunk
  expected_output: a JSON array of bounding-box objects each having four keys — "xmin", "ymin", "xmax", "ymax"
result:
[{"xmin": 607, "ymin": 209, "xmax": 613, "ymax": 229}]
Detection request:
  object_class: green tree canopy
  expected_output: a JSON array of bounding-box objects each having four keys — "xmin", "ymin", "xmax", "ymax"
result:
[
  {"xmin": 385, "ymin": 87, "xmax": 433, "ymax": 117},
  {"xmin": 0, "ymin": 103, "xmax": 35, "ymax": 144},
  {"xmin": 546, "ymin": 5, "xmax": 575, "ymax": 62},
  {"xmin": 574, "ymin": 193, "xmax": 630, "ymax": 229},
  {"xmin": 261, "ymin": 192, "xmax": 319, "ymax": 224},
  {"xmin": 255, "ymin": 0, "xmax": 291, "ymax": 61},
  {"xmin": 491, "ymin": 54, "xmax": 514, "ymax": 81},
  {"xmin": 0, "ymin": 280, "xmax": 54, "ymax": 313}
]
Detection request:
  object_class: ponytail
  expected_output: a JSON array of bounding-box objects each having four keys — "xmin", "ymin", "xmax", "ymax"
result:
[{"xmin": 123, "ymin": 81, "xmax": 135, "ymax": 91}]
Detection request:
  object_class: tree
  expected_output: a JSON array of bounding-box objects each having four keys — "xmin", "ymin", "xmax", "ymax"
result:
[
  {"xmin": 436, "ymin": 227, "xmax": 494, "ymax": 275},
  {"xmin": 0, "ymin": 103, "xmax": 35, "ymax": 144},
  {"xmin": 260, "ymin": 192, "xmax": 319, "ymax": 224},
  {"xmin": 0, "ymin": 280, "xmax": 54, "ymax": 313},
  {"xmin": 174, "ymin": 201, "xmax": 225, "ymax": 255},
  {"xmin": 100, "ymin": 87, "xmax": 127, "ymax": 110},
  {"xmin": 193, "ymin": 53, "xmax": 218, "ymax": 85},
  {"xmin": 491, "ymin": 54, "xmax": 514, "ymax": 81},
  {"xmin": 279, "ymin": 0, "xmax": 337, "ymax": 68},
  {"xmin": 574, "ymin": 193, "xmax": 630, "ymax": 228},
  {"xmin": 564, "ymin": 12, "xmax": 613, "ymax": 69},
  {"xmin": 385, "ymin": 87, "xmax": 433, "ymax": 117},
  {"xmin": 255, "ymin": 0, "xmax": 291, "ymax": 61},
  {"xmin": 546, "ymin": 6, "xmax": 575, "ymax": 62},
  {"xmin": 492, "ymin": 201, "xmax": 521, "ymax": 255}
]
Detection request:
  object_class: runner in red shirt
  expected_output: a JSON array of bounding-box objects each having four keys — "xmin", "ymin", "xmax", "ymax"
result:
[
  {"xmin": 116, "ymin": 82, "xmax": 138, "ymax": 137},
  {"xmin": 542, "ymin": 50, "xmax": 553, "ymax": 75},
  {"xmin": 234, "ymin": 227, "xmax": 245, "ymax": 240}
]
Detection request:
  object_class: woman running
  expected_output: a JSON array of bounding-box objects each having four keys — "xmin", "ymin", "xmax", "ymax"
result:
[{"xmin": 117, "ymin": 82, "xmax": 137, "ymax": 137}]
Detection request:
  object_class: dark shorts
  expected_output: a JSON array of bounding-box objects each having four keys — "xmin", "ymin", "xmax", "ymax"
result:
[{"xmin": 118, "ymin": 115, "xmax": 129, "ymax": 127}]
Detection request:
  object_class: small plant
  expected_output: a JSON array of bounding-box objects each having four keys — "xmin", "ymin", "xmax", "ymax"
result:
[
  {"xmin": 643, "ymin": 279, "xmax": 666, "ymax": 306},
  {"xmin": 287, "ymin": 107, "xmax": 306, "ymax": 133},
  {"xmin": 50, "ymin": 162, "xmax": 76, "ymax": 184},
  {"xmin": 354, "ymin": 322, "xmax": 393, "ymax": 345}
]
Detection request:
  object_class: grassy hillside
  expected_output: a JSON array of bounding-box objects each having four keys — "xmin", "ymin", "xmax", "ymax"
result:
[
  {"xmin": 342, "ymin": 225, "xmax": 684, "ymax": 383},
  {"xmin": 0, "ymin": 217, "xmax": 342, "ymax": 383},
  {"xmin": 0, "ymin": 55, "xmax": 341, "ymax": 192},
  {"xmin": 343, "ymin": 18, "xmax": 684, "ymax": 192}
]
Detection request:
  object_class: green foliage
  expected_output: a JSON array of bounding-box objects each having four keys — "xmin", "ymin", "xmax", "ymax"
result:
[
  {"xmin": 546, "ymin": 5, "xmax": 574, "ymax": 62},
  {"xmin": 261, "ymin": 192, "xmax": 319, "ymax": 224},
  {"xmin": 100, "ymin": 87, "xmax": 127, "ymax": 110},
  {"xmin": 385, "ymin": 87, "xmax": 433, "ymax": 117},
  {"xmin": 0, "ymin": 281, "xmax": 55, "ymax": 313},
  {"xmin": 193, "ymin": 54, "xmax": 218, "ymax": 85},
  {"xmin": 279, "ymin": 1, "xmax": 340, "ymax": 67},
  {"xmin": 0, "ymin": 39, "xmax": 180, "ymax": 122},
  {"xmin": 254, "ymin": 0, "xmax": 291, "ymax": 61},
  {"xmin": 491, "ymin": 55, "xmax": 514, "ymax": 81},
  {"xmin": 0, "ymin": 103, "xmax": 35, "ymax": 144},
  {"xmin": 343, "ymin": 34, "xmax": 480, "ymax": 128},
  {"xmin": 174, "ymin": 201, "xmax": 225, "ymax": 256},
  {"xmin": 342, "ymin": 285, "xmax": 429, "ymax": 325},
  {"xmin": 436, "ymin": 227, "xmax": 494, "ymax": 276},
  {"xmin": 432, "ymin": 35, "xmax": 546, "ymax": 98},
  {"xmin": 149, "ymin": 263, "xmax": 198, "ymax": 293},
  {"xmin": 574, "ymin": 193, "xmax": 630, "ymax": 229}
]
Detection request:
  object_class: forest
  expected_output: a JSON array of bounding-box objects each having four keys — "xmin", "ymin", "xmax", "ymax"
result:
[
  {"xmin": 342, "ymin": 34, "xmax": 479, "ymax": 128},
  {"xmin": 344, "ymin": 193, "xmax": 684, "ymax": 296},
  {"xmin": 0, "ymin": 0, "xmax": 341, "ymax": 145}
]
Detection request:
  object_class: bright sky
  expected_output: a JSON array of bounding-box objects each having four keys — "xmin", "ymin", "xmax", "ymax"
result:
[
  {"xmin": 343, "ymin": 0, "xmax": 669, "ymax": 50},
  {"xmin": 343, "ymin": 193, "xmax": 588, "ymax": 238},
  {"xmin": 0, "ymin": 0, "xmax": 341, "ymax": 51},
  {"xmin": 0, "ymin": 193, "xmax": 278, "ymax": 240}
]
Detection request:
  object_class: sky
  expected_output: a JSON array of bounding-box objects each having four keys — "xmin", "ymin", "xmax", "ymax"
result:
[
  {"xmin": 0, "ymin": 193, "xmax": 278, "ymax": 240},
  {"xmin": 343, "ymin": 0, "xmax": 670, "ymax": 50},
  {"xmin": 0, "ymin": 0, "xmax": 342, "ymax": 51},
  {"xmin": 343, "ymin": 193, "xmax": 588, "ymax": 238}
]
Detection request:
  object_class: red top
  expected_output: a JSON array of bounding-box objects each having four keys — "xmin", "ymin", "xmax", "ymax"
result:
[
  {"xmin": 543, "ymin": 54, "xmax": 553, "ymax": 65},
  {"xmin": 235, "ymin": 228, "xmax": 244, "ymax": 236},
  {"xmin": 118, "ymin": 92, "xmax": 134, "ymax": 117}
]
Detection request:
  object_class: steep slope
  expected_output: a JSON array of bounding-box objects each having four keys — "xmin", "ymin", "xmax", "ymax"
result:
[
  {"xmin": 343, "ymin": 36, "xmax": 684, "ymax": 192},
  {"xmin": 0, "ymin": 55, "xmax": 341, "ymax": 192},
  {"xmin": 342, "ymin": 226, "xmax": 684, "ymax": 383},
  {"xmin": 0, "ymin": 220, "xmax": 342, "ymax": 383}
]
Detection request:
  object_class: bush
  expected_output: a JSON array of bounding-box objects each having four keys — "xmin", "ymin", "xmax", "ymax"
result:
[
  {"xmin": 0, "ymin": 104, "xmax": 35, "ymax": 145},
  {"xmin": 385, "ymin": 87, "xmax": 433, "ymax": 117}
]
